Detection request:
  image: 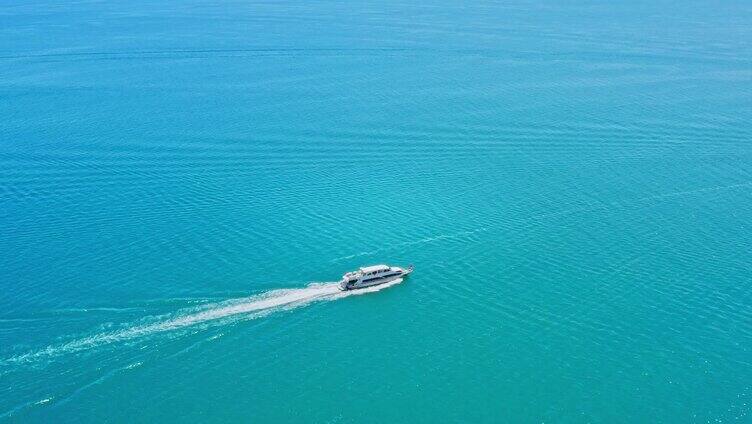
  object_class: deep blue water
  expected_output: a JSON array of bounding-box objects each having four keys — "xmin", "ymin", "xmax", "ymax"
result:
[{"xmin": 2, "ymin": 1, "xmax": 752, "ymax": 422}]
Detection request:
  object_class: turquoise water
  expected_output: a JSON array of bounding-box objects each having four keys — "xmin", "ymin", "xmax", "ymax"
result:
[{"xmin": 2, "ymin": 1, "xmax": 752, "ymax": 422}]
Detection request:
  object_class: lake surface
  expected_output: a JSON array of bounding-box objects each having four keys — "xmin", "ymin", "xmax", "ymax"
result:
[{"xmin": 2, "ymin": 1, "xmax": 752, "ymax": 422}]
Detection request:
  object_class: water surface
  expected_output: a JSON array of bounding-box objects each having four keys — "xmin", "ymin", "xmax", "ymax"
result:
[{"xmin": 2, "ymin": 1, "xmax": 752, "ymax": 422}]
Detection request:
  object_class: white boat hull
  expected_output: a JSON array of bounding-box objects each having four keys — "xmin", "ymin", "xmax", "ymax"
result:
[{"xmin": 339, "ymin": 265, "xmax": 413, "ymax": 291}]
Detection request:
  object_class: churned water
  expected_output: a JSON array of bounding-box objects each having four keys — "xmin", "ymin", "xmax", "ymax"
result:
[{"xmin": 2, "ymin": 1, "xmax": 752, "ymax": 422}]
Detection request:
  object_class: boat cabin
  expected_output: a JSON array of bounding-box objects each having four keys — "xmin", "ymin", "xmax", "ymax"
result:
[{"xmin": 359, "ymin": 264, "xmax": 390, "ymax": 276}]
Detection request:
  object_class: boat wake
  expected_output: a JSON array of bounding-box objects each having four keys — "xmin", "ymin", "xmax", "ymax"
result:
[{"xmin": 2, "ymin": 279, "xmax": 403, "ymax": 366}]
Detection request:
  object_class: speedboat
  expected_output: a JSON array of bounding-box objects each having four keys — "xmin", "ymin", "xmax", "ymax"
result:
[{"xmin": 339, "ymin": 264, "xmax": 413, "ymax": 291}]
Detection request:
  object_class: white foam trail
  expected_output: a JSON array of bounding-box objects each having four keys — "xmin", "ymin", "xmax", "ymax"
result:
[{"xmin": 2, "ymin": 280, "xmax": 403, "ymax": 366}]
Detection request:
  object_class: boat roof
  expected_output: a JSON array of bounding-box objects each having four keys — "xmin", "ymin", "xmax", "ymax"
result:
[{"xmin": 360, "ymin": 264, "xmax": 390, "ymax": 273}]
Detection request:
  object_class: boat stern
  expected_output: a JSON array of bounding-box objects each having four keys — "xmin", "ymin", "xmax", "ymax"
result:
[
  {"xmin": 338, "ymin": 278, "xmax": 349, "ymax": 291},
  {"xmin": 339, "ymin": 272, "xmax": 358, "ymax": 291}
]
